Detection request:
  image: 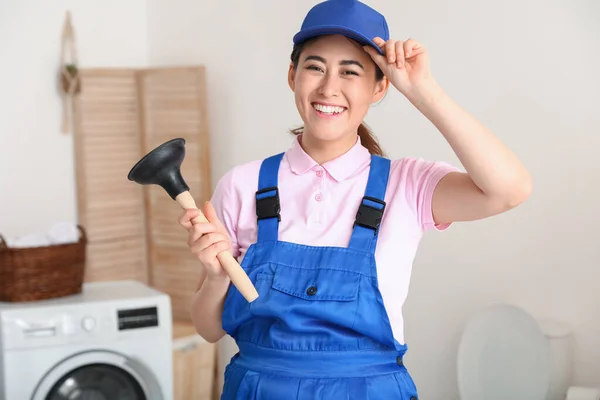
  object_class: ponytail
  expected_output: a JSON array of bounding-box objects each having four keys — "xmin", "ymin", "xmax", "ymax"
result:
[
  {"xmin": 357, "ymin": 122, "xmax": 385, "ymax": 156},
  {"xmin": 289, "ymin": 122, "xmax": 385, "ymax": 157}
]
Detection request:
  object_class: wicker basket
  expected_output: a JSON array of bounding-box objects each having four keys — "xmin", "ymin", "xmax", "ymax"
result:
[{"xmin": 0, "ymin": 226, "xmax": 87, "ymax": 302}]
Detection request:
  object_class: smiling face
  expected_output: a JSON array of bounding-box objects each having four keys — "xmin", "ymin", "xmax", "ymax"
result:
[{"xmin": 288, "ymin": 34, "xmax": 388, "ymax": 147}]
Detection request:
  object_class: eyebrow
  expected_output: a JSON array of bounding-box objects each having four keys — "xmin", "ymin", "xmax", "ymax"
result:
[{"xmin": 304, "ymin": 55, "xmax": 365, "ymax": 70}]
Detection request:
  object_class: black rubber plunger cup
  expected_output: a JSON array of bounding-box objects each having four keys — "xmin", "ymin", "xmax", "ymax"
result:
[
  {"xmin": 127, "ymin": 138, "xmax": 189, "ymax": 200},
  {"xmin": 127, "ymin": 138, "xmax": 259, "ymax": 303}
]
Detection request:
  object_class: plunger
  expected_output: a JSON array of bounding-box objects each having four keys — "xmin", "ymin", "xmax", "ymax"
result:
[{"xmin": 127, "ymin": 138, "xmax": 258, "ymax": 302}]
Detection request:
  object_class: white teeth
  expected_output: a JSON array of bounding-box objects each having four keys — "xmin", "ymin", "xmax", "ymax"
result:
[{"xmin": 313, "ymin": 103, "xmax": 345, "ymax": 114}]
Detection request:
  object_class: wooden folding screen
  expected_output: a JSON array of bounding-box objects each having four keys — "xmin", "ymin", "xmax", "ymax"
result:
[
  {"xmin": 73, "ymin": 66, "xmax": 211, "ymax": 320},
  {"xmin": 137, "ymin": 67, "xmax": 212, "ymax": 320}
]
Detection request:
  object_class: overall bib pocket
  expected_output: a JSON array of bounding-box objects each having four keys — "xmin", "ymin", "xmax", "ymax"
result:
[
  {"xmin": 249, "ymin": 265, "xmax": 362, "ymax": 331},
  {"xmin": 272, "ymin": 266, "xmax": 360, "ymax": 301}
]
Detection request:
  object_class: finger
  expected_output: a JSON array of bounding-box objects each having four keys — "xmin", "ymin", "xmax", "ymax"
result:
[
  {"xmin": 404, "ymin": 38, "xmax": 423, "ymax": 59},
  {"xmin": 189, "ymin": 232, "xmax": 228, "ymax": 253},
  {"xmin": 362, "ymin": 45, "xmax": 387, "ymax": 70},
  {"xmin": 372, "ymin": 36, "xmax": 386, "ymax": 50},
  {"xmin": 371, "ymin": 37, "xmax": 390, "ymax": 56},
  {"xmin": 178, "ymin": 208, "xmax": 200, "ymax": 230},
  {"xmin": 204, "ymin": 201, "xmax": 228, "ymax": 233},
  {"xmin": 395, "ymin": 41, "xmax": 405, "ymax": 68},
  {"xmin": 199, "ymin": 241, "xmax": 230, "ymax": 268},
  {"xmin": 188, "ymin": 222, "xmax": 220, "ymax": 245},
  {"xmin": 372, "ymin": 37, "xmax": 390, "ymax": 57},
  {"xmin": 385, "ymin": 40, "xmax": 397, "ymax": 63}
]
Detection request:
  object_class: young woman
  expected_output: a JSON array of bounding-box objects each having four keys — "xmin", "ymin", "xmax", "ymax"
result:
[{"xmin": 179, "ymin": 0, "xmax": 531, "ymax": 398}]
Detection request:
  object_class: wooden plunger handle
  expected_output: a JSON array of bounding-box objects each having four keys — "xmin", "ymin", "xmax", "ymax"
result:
[{"xmin": 175, "ymin": 191, "xmax": 259, "ymax": 303}]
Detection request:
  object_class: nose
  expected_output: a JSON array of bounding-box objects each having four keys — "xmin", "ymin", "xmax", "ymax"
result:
[{"xmin": 318, "ymin": 72, "xmax": 340, "ymax": 98}]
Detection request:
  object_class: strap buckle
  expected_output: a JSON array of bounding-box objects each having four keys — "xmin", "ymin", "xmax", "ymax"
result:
[
  {"xmin": 255, "ymin": 187, "xmax": 281, "ymax": 221},
  {"xmin": 354, "ymin": 196, "xmax": 386, "ymax": 235}
]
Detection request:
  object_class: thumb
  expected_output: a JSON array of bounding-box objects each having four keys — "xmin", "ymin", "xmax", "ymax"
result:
[
  {"xmin": 204, "ymin": 201, "xmax": 227, "ymax": 232},
  {"xmin": 363, "ymin": 45, "xmax": 387, "ymax": 70}
]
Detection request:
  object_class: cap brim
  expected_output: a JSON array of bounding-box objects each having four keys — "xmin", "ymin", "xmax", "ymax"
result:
[{"xmin": 293, "ymin": 25, "xmax": 384, "ymax": 55}]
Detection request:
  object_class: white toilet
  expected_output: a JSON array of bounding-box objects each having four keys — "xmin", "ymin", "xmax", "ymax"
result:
[{"xmin": 457, "ymin": 304, "xmax": 573, "ymax": 400}]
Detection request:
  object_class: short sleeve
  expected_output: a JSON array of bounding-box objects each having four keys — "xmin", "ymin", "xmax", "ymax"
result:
[
  {"xmin": 401, "ymin": 158, "xmax": 460, "ymax": 232},
  {"xmin": 210, "ymin": 167, "xmax": 242, "ymax": 258}
]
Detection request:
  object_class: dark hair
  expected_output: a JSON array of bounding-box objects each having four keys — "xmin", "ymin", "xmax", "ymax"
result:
[{"xmin": 289, "ymin": 38, "xmax": 386, "ymax": 157}]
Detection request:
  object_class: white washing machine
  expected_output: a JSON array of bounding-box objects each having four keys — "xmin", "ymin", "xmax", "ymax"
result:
[{"xmin": 0, "ymin": 280, "xmax": 173, "ymax": 400}]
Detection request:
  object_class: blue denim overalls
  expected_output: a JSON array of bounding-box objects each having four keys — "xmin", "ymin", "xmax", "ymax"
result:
[{"xmin": 221, "ymin": 152, "xmax": 419, "ymax": 399}]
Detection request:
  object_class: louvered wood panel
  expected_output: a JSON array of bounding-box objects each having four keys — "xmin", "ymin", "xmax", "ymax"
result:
[
  {"xmin": 137, "ymin": 67, "xmax": 212, "ymax": 320},
  {"xmin": 73, "ymin": 69, "xmax": 149, "ymax": 283},
  {"xmin": 85, "ymin": 237, "xmax": 148, "ymax": 282}
]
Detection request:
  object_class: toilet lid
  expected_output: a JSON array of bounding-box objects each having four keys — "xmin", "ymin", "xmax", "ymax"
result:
[{"xmin": 457, "ymin": 304, "xmax": 550, "ymax": 400}]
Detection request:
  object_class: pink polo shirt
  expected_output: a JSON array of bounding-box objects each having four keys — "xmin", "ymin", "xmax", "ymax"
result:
[{"xmin": 211, "ymin": 135, "xmax": 458, "ymax": 344}]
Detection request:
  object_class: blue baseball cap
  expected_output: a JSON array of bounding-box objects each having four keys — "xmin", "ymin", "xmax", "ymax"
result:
[{"xmin": 293, "ymin": 0, "xmax": 389, "ymax": 55}]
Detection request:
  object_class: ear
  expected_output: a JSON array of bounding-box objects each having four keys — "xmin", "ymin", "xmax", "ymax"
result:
[
  {"xmin": 372, "ymin": 77, "xmax": 389, "ymax": 103},
  {"xmin": 288, "ymin": 63, "xmax": 296, "ymax": 92}
]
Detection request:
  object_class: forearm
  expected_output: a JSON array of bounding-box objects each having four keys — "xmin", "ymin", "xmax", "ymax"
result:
[
  {"xmin": 407, "ymin": 80, "xmax": 532, "ymax": 202},
  {"xmin": 189, "ymin": 270, "xmax": 230, "ymax": 343}
]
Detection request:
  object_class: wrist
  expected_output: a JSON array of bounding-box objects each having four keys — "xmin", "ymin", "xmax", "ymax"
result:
[
  {"xmin": 205, "ymin": 273, "xmax": 230, "ymax": 285},
  {"xmin": 405, "ymin": 78, "xmax": 445, "ymax": 108}
]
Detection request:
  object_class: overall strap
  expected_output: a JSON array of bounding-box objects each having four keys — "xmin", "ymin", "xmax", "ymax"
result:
[
  {"xmin": 256, "ymin": 152, "xmax": 285, "ymax": 242},
  {"xmin": 348, "ymin": 154, "xmax": 391, "ymax": 253}
]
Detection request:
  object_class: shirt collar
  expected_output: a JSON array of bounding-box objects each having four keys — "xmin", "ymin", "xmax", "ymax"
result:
[{"xmin": 285, "ymin": 134, "xmax": 371, "ymax": 182}]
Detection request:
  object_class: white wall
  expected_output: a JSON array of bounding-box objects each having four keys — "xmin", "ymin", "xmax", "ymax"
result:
[
  {"xmin": 147, "ymin": 0, "xmax": 600, "ymax": 398},
  {"xmin": 2, "ymin": 0, "xmax": 599, "ymax": 398},
  {"xmin": 0, "ymin": 0, "xmax": 148, "ymax": 237}
]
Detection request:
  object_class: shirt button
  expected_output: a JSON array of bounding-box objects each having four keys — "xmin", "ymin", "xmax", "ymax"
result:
[
  {"xmin": 396, "ymin": 356, "xmax": 403, "ymax": 366},
  {"xmin": 306, "ymin": 286, "xmax": 317, "ymax": 296},
  {"xmin": 315, "ymin": 193, "xmax": 322, "ymax": 202},
  {"xmin": 316, "ymin": 170, "xmax": 323, "ymax": 177}
]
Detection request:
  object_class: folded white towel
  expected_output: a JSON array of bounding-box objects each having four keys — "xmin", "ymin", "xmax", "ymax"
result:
[
  {"xmin": 6, "ymin": 232, "xmax": 52, "ymax": 248},
  {"xmin": 48, "ymin": 221, "xmax": 79, "ymax": 245},
  {"xmin": 5, "ymin": 222, "xmax": 80, "ymax": 248}
]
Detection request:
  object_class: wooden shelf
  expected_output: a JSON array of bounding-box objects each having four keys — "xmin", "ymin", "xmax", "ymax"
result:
[{"xmin": 172, "ymin": 320, "xmax": 217, "ymax": 400}]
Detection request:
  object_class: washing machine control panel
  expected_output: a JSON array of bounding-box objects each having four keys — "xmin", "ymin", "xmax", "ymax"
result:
[
  {"xmin": 117, "ymin": 306, "xmax": 159, "ymax": 331},
  {"xmin": 1, "ymin": 302, "xmax": 162, "ymax": 350}
]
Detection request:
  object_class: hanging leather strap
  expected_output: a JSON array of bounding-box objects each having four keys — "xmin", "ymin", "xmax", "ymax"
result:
[{"xmin": 59, "ymin": 11, "xmax": 79, "ymax": 134}]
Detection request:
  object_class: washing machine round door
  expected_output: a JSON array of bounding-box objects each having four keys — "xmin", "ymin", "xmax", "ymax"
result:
[{"xmin": 32, "ymin": 350, "xmax": 165, "ymax": 400}]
